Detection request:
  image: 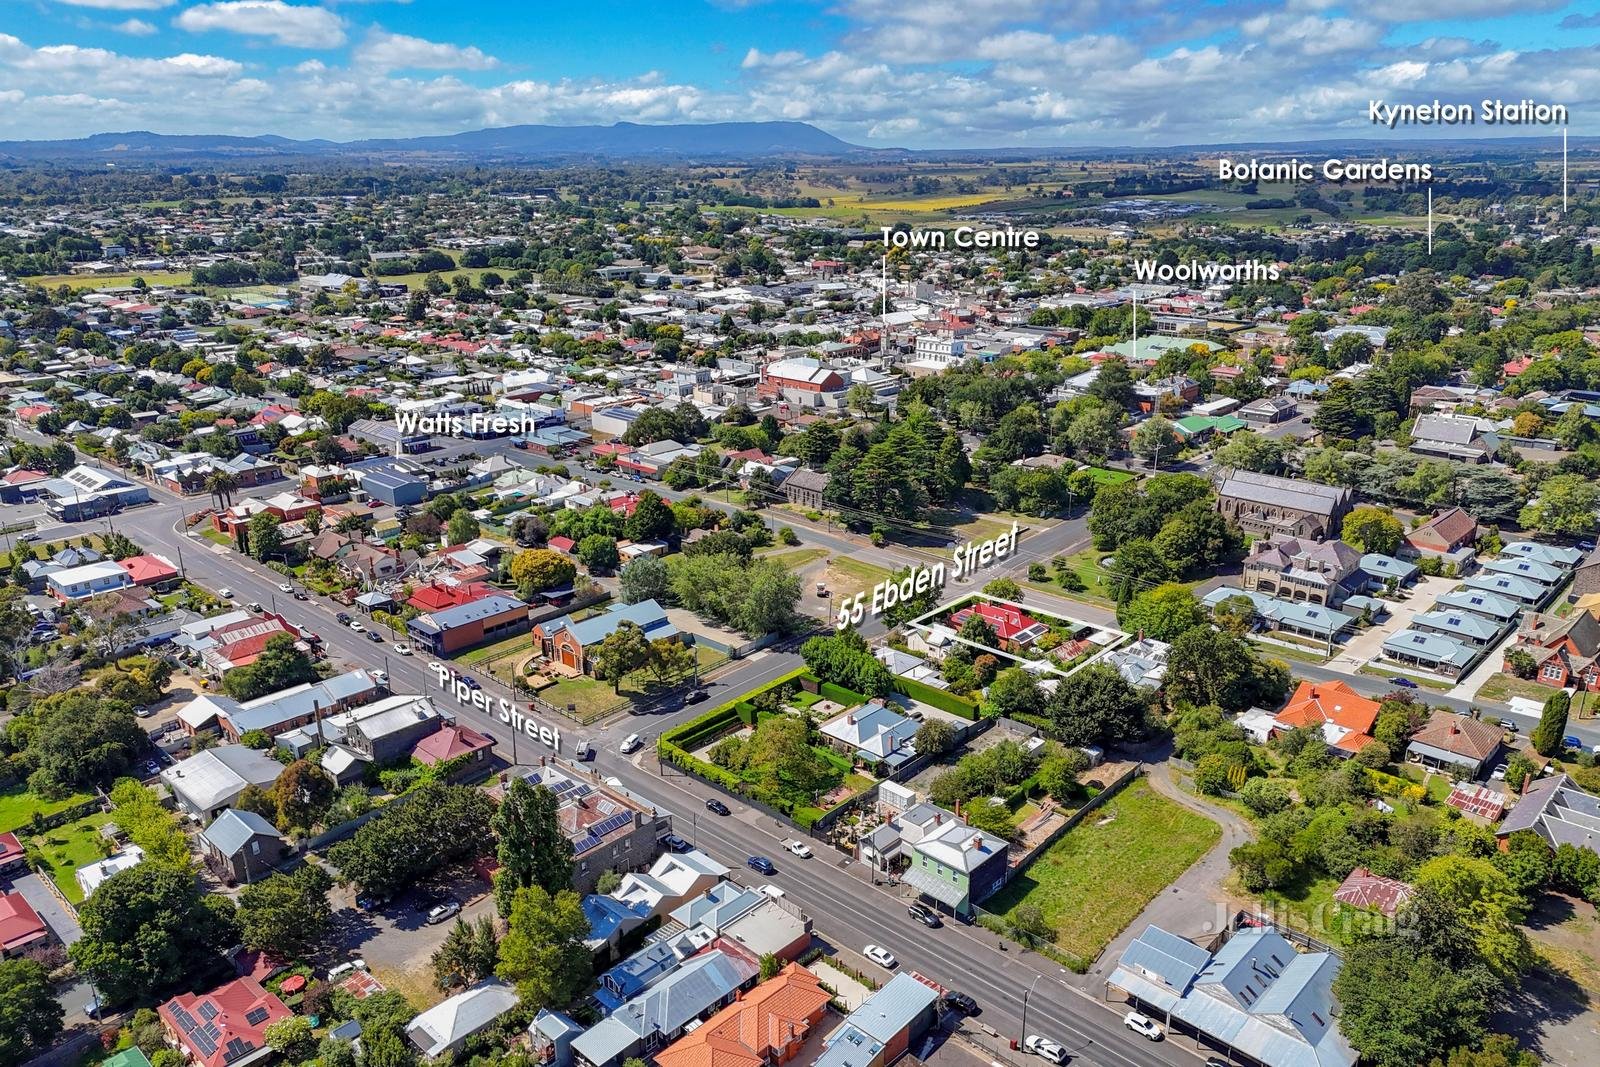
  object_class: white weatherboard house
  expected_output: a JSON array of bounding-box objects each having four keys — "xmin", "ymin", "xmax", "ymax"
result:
[{"xmin": 406, "ymin": 980, "xmax": 520, "ymax": 1058}]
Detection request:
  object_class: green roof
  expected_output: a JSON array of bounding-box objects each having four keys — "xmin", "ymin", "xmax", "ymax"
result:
[
  {"xmin": 1103, "ymin": 335, "xmax": 1223, "ymax": 360},
  {"xmin": 102, "ymin": 1050, "xmax": 153, "ymax": 1067}
]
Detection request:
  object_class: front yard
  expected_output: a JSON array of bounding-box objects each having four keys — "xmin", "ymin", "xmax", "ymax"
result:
[
  {"xmin": 1476, "ymin": 672, "xmax": 1600, "ymax": 717},
  {"xmin": 985, "ymin": 779, "xmax": 1220, "ymax": 968},
  {"xmin": 537, "ymin": 645, "xmax": 725, "ymax": 720},
  {"xmin": 29, "ymin": 812, "xmax": 116, "ymax": 904}
]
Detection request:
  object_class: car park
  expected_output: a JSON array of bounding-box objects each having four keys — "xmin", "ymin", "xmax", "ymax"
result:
[
  {"xmin": 746, "ymin": 855, "xmax": 777, "ymax": 876},
  {"xmin": 784, "ymin": 840, "xmax": 812, "ymax": 858},
  {"xmin": 706, "ymin": 798, "xmax": 730, "ymax": 816},
  {"xmin": 1023, "ymin": 1036, "xmax": 1067, "ymax": 1064},
  {"xmin": 863, "ymin": 944, "xmax": 897, "ymax": 969},
  {"xmin": 1123, "ymin": 1011, "xmax": 1164, "ymax": 1040},
  {"xmin": 908, "ymin": 903, "xmax": 942, "ymax": 928}
]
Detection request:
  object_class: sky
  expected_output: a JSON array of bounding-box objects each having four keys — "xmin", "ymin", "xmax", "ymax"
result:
[{"xmin": 0, "ymin": 0, "xmax": 1598, "ymax": 147}]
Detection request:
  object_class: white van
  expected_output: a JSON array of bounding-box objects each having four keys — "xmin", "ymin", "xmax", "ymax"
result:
[
  {"xmin": 620, "ymin": 733, "xmax": 644, "ymax": 755},
  {"xmin": 574, "ymin": 740, "xmax": 595, "ymax": 761}
]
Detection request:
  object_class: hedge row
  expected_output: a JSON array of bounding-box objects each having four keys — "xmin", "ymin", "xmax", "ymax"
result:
[
  {"xmin": 891, "ymin": 675, "xmax": 980, "ymax": 720},
  {"xmin": 660, "ymin": 667, "xmax": 812, "ymax": 753},
  {"xmin": 818, "ymin": 682, "xmax": 870, "ymax": 706}
]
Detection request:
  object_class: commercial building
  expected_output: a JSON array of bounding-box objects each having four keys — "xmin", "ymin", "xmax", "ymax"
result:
[
  {"xmin": 160, "ymin": 745, "xmax": 286, "ymax": 822},
  {"xmin": 408, "ymin": 593, "xmax": 530, "ymax": 656}
]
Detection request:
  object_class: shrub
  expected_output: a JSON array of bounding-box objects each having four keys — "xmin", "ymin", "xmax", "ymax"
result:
[{"xmin": 1239, "ymin": 777, "xmax": 1291, "ymax": 816}]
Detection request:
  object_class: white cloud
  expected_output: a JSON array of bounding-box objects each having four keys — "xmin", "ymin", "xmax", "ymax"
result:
[
  {"xmin": 111, "ymin": 18, "xmax": 157, "ymax": 35},
  {"xmin": 174, "ymin": 1, "xmax": 346, "ymax": 49},
  {"xmin": 352, "ymin": 28, "xmax": 497, "ymax": 71},
  {"xmin": 52, "ymin": 0, "xmax": 174, "ymax": 9}
]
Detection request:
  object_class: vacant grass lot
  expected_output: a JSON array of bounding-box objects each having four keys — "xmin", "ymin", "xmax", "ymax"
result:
[
  {"xmin": 987, "ymin": 779, "xmax": 1220, "ymax": 967},
  {"xmin": 0, "ymin": 786, "xmax": 95, "ymax": 835},
  {"xmin": 24, "ymin": 270, "xmax": 194, "ymax": 290},
  {"xmin": 539, "ymin": 645, "xmax": 724, "ymax": 720}
]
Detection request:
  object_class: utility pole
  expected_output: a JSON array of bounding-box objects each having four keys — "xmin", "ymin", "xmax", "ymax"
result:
[{"xmin": 1020, "ymin": 974, "xmax": 1043, "ymax": 1041}]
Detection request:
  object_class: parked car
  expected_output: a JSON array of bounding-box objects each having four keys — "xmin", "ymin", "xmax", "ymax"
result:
[
  {"xmin": 425, "ymin": 901, "xmax": 461, "ymax": 925},
  {"xmin": 133, "ymin": 705, "xmax": 153, "ymax": 718},
  {"xmin": 1578, "ymin": 539, "xmax": 1597, "ymax": 552},
  {"xmin": 1498, "ymin": 719, "xmax": 1518, "ymax": 732},
  {"xmin": 863, "ymin": 944, "xmax": 897, "ymax": 969},
  {"xmin": 1391, "ymin": 677, "xmax": 1419, "ymax": 689},
  {"xmin": 940, "ymin": 991, "xmax": 977, "ymax": 1015},
  {"xmin": 371, "ymin": 669, "xmax": 389, "ymax": 685},
  {"xmin": 1490, "ymin": 764, "xmax": 1508, "ymax": 781},
  {"xmin": 293, "ymin": 590, "xmax": 310, "ymax": 601},
  {"xmin": 348, "ymin": 620, "xmax": 364, "ymax": 632},
  {"xmin": 427, "ymin": 660, "xmax": 444, "ymax": 674},
  {"xmin": 908, "ymin": 903, "xmax": 942, "ymax": 928},
  {"xmin": 366, "ymin": 630, "xmax": 383, "ymax": 643},
  {"xmin": 355, "ymin": 893, "xmax": 389, "ymax": 911},
  {"xmin": 460, "ymin": 675, "xmax": 480, "ymax": 690},
  {"xmin": 686, "ymin": 689, "xmax": 709, "ymax": 704},
  {"xmin": 245, "ymin": 601, "xmax": 263, "ymax": 613},
  {"xmin": 1123, "ymin": 1011, "xmax": 1164, "ymax": 1041},
  {"xmin": 1023, "ymin": 1036, "xmax": 1067, "ymax": 1064},
  {"xmin": 393, "ymin": 643, "xmax": 413, "ymax": 655},
  {"xmin": 218, "ymin": 588, "xmax": 233, "ymax": 599},
  {"xmin": 336, "ymin": 612, "xmax": 352, "ymax": 624},
  {"xmin": 620, "ymin": 733, "xmax": 644, "ymax": 754},
  {"xmin": 784, "ymin": 840, "xmax": 813, "ymax": 858},
  {"xmin": 706, "ymin": 798, "xmax": 730, "ymax": 816},
  {"xmin": 278, "ymin": 583, "xmax": 293, "ymax": 594},
  {"xmin": 661, "ymin": 833, "xmax": 691, "ymax": 853},
  {"xmin": 746, "ymin": 855, "xmax": 777, "ymax": 876},
  {"xmin": 1564, "ymin": 735, "xmax": 1584, "ymax": 750}
]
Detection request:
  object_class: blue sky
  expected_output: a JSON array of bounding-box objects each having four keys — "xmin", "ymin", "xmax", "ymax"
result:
[{"xmin": 1, "ymin": 0, "xmax": 1597, "ymax": 145}]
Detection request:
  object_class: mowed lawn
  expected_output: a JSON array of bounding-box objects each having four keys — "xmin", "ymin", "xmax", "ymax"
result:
[
  {"xmin": 31, "ymin": 812, "xmax": 115, "ymax": 904},
  {"xmin": 0, "ymin": 785, "xmax": 94, "ymax": 835},
  {"xmin": 987, "ymin": 779, "xmax": 1220, "ymax": 966}
]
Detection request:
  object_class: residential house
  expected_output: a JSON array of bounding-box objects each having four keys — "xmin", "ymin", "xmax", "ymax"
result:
[
  {"xmin": 1238, "ymin": 396, "xmax": 1298, "ymax": 424},
  {"xmin": 1380, "ymin": 629, "xmax": 1478, "ymax": 679},
  {"xmin": 75, "ymin": 845, "xmax": 145, "ymax": 899},
  {"xmin": 412, "ymin": 723, "xmax": 495, "ymax": 778},
  {"xmin": 1332, "ymin": 868, "xmax": 1413, "ymax": 918},
  {"xmin": 947, "ymin": 601, "xmax": 1048, "ymax": 652},
  {"xmin": 339, "ymin": 694, "xmax": 451, "ymax": 765},
  {"xmin": 0, "ymin": 832, "xmax": 25, "ymax": 877},
  {"xmin": 902, "ymin": 815, "xmax": 1009, "ymax": 921},
  {"xmin": 1107, "ymin": 925, "xmax": 1357, "ymax": 1067},
  {"xmin": 1100, "ymin": 637, "xmax": 1171, "ymax": 689},
  {"xmin": 157, "ymin": 977, "xmax": 292, "ymax": 1067},
  {"xmin": 1241, "ymin": 537, "xmax": 1364, "ymax": 608},
  {"xmin": 1502, "ymin": 610, "xmax": 1600, "ymax": 691},
  {"xmin": 493, "ymin": 761, "xmax": 664, "ymax": 892},
  {"xmin": 811, "ymin": 973, "xmax": 939, "ymax": 1067},
  {"xmin": 1461, "ymin": 571, "xmax": 1550, "ymax": 608},
  {"xmin": 1497, "ymin": 774, "xmax": 1600, "ymax": 855},
  {"xmin": 532, "ymin": 599, "xmax": 676, "ymax": 676},
  {"xmin": 1482, "ymin": 556, "xmax": 1567, "ymax": 591},
  {"xmin": 1409, "ymin": 413, "xmax": 1501, "ymax": 463},
  {"xmin": 0, "ymin": 891, "xmax": 50, "ymax": 959},
  {"xmin": 1501, "ymin": 541, "xmax": 1584, "ymax": 569},
  {"xmin": 407, "ymin": 980, "xmax": 520, "ymax": 1059},
  {"xmin": 1404, "ymin": 507, "xmax": 1479, "ymax": 559},
  {"xmin": 407, "ymin": 594, "xmax": 530, "ymax": 657},
  {"xmin": 613, "ymin": 850, "xmax": 731, "ymax": 920},
  {"xmin": 1411, "ymin": 609, "xmax": 1504, "ymax": 649},
  {"xmin": 176, "ymin": 669, "xmax": 381, "ymax": 741},
  {"xmin": 1406, "ymin": 713, "xmax": 1502, "ymax": 776},
  {"xmin": 1571, "ymin": 547, "xmax": 1600, "ymax": 601},
  {"xmin": 818, "ymin": 700, "xmax": 920, "ymax": 770},
  {"xmin": 1215, "ymin": 470, "xmax": 1353, "ymax": 540},
  {"xmin": 201, "ymin": 809, "xmax": 286, "ymax": 885},
  {"xmin": 653, "ymin": 963, "xmax": 832, "ymax": 1067},
  {"xmin": 1267, "ymin": 680, "xmax": 1380, "ymax": 757},
  {"xmin": 159, "ymin": 745, "xmax": 286, "ymax": 821},
  {"xmin": 574, "ymin": 948, "xmax": 761, "ymax": 1067},
  {"xmin": 46, "ymin": 559, "xmax": 133, "ymax": 601}
]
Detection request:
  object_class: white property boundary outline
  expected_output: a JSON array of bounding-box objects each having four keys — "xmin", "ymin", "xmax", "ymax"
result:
[{"xmin": 898, "ymin": 591, "xmax": 1134, "ymax": 683}]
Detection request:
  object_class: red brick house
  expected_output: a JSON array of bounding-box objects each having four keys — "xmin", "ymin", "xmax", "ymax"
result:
[
  {"xmin": 1404, "ymin": 507, "xmax": 1479, "ymax": 558},
  {"xmin": 0, "ymin": 832, "xmax": 25, "ymax": 877},
  {"xmin": 758, "ymin": 358, "xmax": 844, "ymax": 398},
  {"xmin": 947, "ymin": 602, "xmax": 1049, "ymax": 651},
  {"xmin": 1503, "ymin": 610, "xmax": 1600, "ymax": 691},
  {"xmin": 0, "ymin": 890, "xmax": 50, "ymax": 959},
  {"xmin": 158, "ymin": 977, "xmax": 291, "ymax": 1067}
]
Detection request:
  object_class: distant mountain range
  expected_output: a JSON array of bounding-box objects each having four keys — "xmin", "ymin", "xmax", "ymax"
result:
[{"xmin": 0, "ymin": 121, "xmax": 873, "ymax": 162}]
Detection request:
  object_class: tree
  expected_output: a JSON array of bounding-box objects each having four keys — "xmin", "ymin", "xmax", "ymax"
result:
[
  {"xmin": 1045, "ymin": 664, "xmax": 1147, "ymax": 745},
  {"xmin": 1531, "ymin": 689, "xmax": 1571, "ymax": 757},
  {"xmin": 263, "ymin": 1017, "xmax": 314, "ymax": 1061},
  {"xmin": 327, "ymin": 783, "xmax": 493, "ymax": 900},
  {"xmin": 619, "ymin": 555, "xmax": 670, "ymax": 605},
  {"xmin": 1429, "ymin": 1036, "xmax": 1539, "ymax": 1067},
  {"xmin": 984, "ymin": 666, "xmax": 1044, "ymax": 718},
  {"xmin": 1411, "ymin": 855, "xmax": 1532, "ymax": 980},
  {"xmin": 1066, "ymin": 406, "xmax": 1121, "ymax": 461},
  {"xmin": 592, "ymin": 621, "xmax": 652, "ymax": 691},
  {"xmin": 496, "ymin": 886, "xmax": 590, "ymax": 1008},
  {"xmin": 446, "ymin": 509, "xmax": 480, "ymax": 545},
  {"xmin": 746, "ymin": 715, "xmax": 832, "ymax": 798},
  {"xmin": 492, "ymin": 776, "xmax": 574, "ymax": 917},
  {"xmin": 1211, "ymin": 431, "xmax": 1285, "ymax": 474},
  {"xmin": 576, "ymin": 534, "xmax": 619, "ymax": 573},
  {"xmin": 432, "ymin": 916, "xmax": 499, "ymax": 990},
  {"xmin": 913, "ymin": 719, "xmax": 958, "ymax": 758},
  {"xmin": 509, "ymin": 549, "xmax": 576, "ymax": 597},
  {"xmin": 799, "ymin": 630, "xmax": 893, "ymax": 698},
  {"xmin": 222, "ymin": 634, "xmax": 318, "ymax": 700},
  {"xmin": 1211, "ymin": 593, "xmax": 1259, "ymax": 637},
  {"xmin": 1518, "ymin": 474, "xmax": 1600, "ymax": 537},
  {"xmin": 236, "ymin": 865, "xmax": 333, "ymax": 961},
  {"xmin": 1166, "ymin": 628, "xmax": 1288, "ymax": 712},
  {"xmin": 1130, "ymin": 416, "xmax": 1179, "ymax": 466},
  {"xmin": 1342, "ymin": 505, "xmax": 1405, "ymax": 555},
  {"xmin": 246, "ymin": 512, "xmax": 284, "ymax": 561},
  {"xmin": 1333, "ymin": 936, "xmax": 1499, "ymax": 1067},
  {"xmin": 274, "ymin": 760, "xmax": 335, "ymax": 831},
  {"xmin": 70, "ymin": 864, "xmax": 240, "ymax": 1005},
  {"xmin": 623, "ymin": 491, "xmax": 676, "ymax": 543},
  {"xmin": 1106, "ymin": 538, "xmax": 1169, "ymax": 605},
  {"xmin": 1116, "ymin": 583, "xmax": 1206, "ymax": 641},
  {"xmin": 1036, "ymin": 748, "xmax": 1089, "ymax": 800},
  {"xmin": 0, "ymin": 959, "xmax": 63, "ymax": 1067},
  {"xmin": 735, "ymin": 562, "xmax": 802, "ymax": 637}
]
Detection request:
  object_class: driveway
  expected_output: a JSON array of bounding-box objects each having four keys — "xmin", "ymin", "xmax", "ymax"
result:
[
  {"xmin": 1323, "ymin": 575, "xmax": 1459, "ymax": 672},
  {"xmin": 9, "ymin": 871, "xmax": 82, "ymax": 945},
  {"xmin": 1073, "ymin": 757, "xmax": 1252, "ymax": 991}
]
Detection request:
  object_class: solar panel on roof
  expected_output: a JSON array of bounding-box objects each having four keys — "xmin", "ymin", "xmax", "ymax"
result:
[
  {"xmin": 244, "ymin": 1006, "xmax": 270, "ymax": 1026},
  {"xmin": 224, "ymin": 1038, "xmax": 254, "ymax": 1063},
  {"xmin": 170, "ymin": 1006, "xmax": 200, "ymax": 1034},
  {"xmin": 198, "ymin": 1002, "xmax": 219, "ymax": 1021},
  {"xmin": 200, "ymin": 1022, "xmax": 221, "ymax": 1044}
]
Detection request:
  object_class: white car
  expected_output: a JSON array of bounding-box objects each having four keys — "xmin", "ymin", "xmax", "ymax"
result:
[
  {"xmin": 620, "ymin": 733, "xmax": 644, "ymax": 754},
  {"xmin": 1490, "ymin": 763, "xmax": 1508, "ymax": 781},
  {"xmin": 863, "ymin": 944, "xmax": 897, "ymax": 969},
  {"xmin": 349, "ymin": 620, "xmax": 364, "ymax": 632},
  {"xmin": 371, "ymin": 669, "xmax": 389, "ymax": 685},
  {"xmin": 1123, "ymin": 1011, "xmax": 1164, "ymax": 1041},
  {"xmin": 393, "ymin": 643, "xmax": 413, "ymax": 655},
  {"xmin": 428, "ymin": 660, "xmax": 444, "ymax": 674},
  {"xmin": 784, "ymin": 840, "xmax": 813, "ymax": 858},
  {"xmin": 278, "ymin": 583, "xmax": 293, "ymax": 594},
  {"xmin": 1024, "ymin": 1036, "xmax": 1068, "ymax": 1065},
  {"xmin": 217, "ymin": 587, "xmax": 233, "ymax": 599}
]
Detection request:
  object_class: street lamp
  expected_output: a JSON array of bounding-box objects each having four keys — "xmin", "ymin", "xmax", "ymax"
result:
[{"xmin": 1020, "ymin": 974, "xmax": 1043, "ymax": 1041}]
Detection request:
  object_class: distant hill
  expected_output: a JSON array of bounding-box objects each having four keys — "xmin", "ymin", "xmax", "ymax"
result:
[{"xmin": 0, "ymin": 121, "xmax": 870, "ymax": 162}]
